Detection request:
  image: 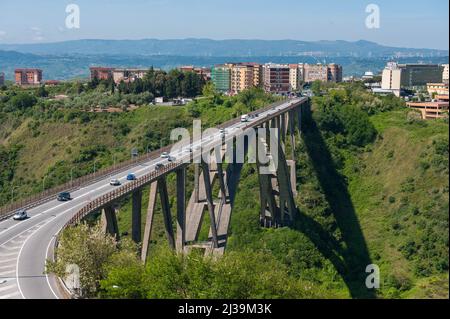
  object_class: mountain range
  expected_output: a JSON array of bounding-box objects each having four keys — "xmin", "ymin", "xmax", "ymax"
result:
[
  {"xmin": 0, "ymin": 39, "xmax": 448, "ymax": 80},
  {"xmin": 0, "ymin": 39, "xmax": 447, "ymax": 57}
]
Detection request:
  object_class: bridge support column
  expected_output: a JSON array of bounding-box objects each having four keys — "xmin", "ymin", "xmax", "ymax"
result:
[
  {"xmin": 256, "ymin": 120, "xmax": 297, "ymax": 227},
  {"xmin": 194, "ymin": 163, "xmax": 200, "ymax": 203},
  {"xmin": 132, "ymin": 190, "xmax": 142, "ymax": 243},
  {"xmin": 176, "ymin": 167, "xmax": 186, "ymax": 253},
  {"xmin": 159, "ymin": 177, "xmax": 175, "ymax": 249},
  {"xmin": 288, "ymin": 110, "xmax": 296, "ymax": 160},
  {"xmin": 287, "ymin": 160, "xmax": 297, "ymax": 196},
  {"xmin": 201, "ymin": 161, "xmax": 219, "ymax": 248},
  {"xmin": 141, "ymin": 180, "xmax": 158, "ymax": 262},
  {"xmin": 101, "ymin": 206, "xmax": 119, "ymax": 240},
  {"xmin": 280, "ymin": 114, "xmax": 286, "ymax": 144}
]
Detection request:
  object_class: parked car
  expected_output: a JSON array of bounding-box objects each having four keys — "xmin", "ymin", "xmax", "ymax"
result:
[
  {"xmin": 110, "ymin": 179, "xmax": 121, "ymax": 186},
  {"xmin": 127, "ymin": 173, "xmax": 136, "ymax": 181},
  {"xmin": 57, "ymin": 192, "xmax": 71, "ymax": 201},
  {"xmin": 13, "ymin": 210, "xmax": 28, "ymax": 221}
]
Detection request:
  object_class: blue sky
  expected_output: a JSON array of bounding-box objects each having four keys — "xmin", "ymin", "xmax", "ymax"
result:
[{"xmin": 0, "ymin": 0, "xmax": 448, "ymax": 49}]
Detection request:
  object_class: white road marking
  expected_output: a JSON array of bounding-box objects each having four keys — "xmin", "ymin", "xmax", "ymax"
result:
[
  {"xmin": 44, "ymin": 236, "xmax": 59, "ymax": 299},
  {"xmin": 16, "ymin": 201, "xmax": 87, "ymax": 299}
]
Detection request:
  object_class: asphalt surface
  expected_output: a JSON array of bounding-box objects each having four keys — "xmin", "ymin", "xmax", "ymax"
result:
[{"xmin": 0, "ymin": 98, "xmax": 304, "ymax": 299}]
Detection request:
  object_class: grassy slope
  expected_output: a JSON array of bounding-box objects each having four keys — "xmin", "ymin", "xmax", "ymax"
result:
[{"xmin": 345, "ymin": 110, "xmax": 449, "ymax": 298}]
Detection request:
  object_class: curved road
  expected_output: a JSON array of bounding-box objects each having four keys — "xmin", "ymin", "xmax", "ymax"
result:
[{"xmin": 0, "ymin": 98, "xmax": 305, "ymax": 299}]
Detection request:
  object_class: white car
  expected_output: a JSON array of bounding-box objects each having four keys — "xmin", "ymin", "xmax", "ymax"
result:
[
  {"xmin": 13, "ymin": 210, "xmax": 28, "ymax": 221},
  {"xmin": 160, "ymin": 152, "xmax": 169, "ymax": 159},
  {"xmin": 110, "ymin": 179, "xmax": 121, "ymax": 186}
]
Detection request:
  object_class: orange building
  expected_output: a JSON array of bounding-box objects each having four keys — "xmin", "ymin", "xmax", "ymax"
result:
[
  {"xmin": 89, "ymin": 67, "xmax": 115, "ymax": 81},
  {"xmin": 15, "ymin": 68, "xmax": 42, "ymax": 86}
]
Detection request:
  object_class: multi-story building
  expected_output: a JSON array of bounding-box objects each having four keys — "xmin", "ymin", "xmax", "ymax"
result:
[
  {"xmin": 229, "ymin": 63, "xmax": 262, "ymax": 95},
  {"xmin": 15, "ymin": 68, "xmax": 43, "ymax": 86},
  {"xmin": 251, "ymin": 63, "xmax": 263, "ymax": 88},
  {"xmin": 381, "ymin": 62, "xmax": 403, "ymax": 96},
  {"xmin": 211, "ymin": 64, "xmax": 232, "ymax": 93},
  {"xmin": 90, "ymin": 67, "xmax": 115, "ymax": 81},
  {"xmin": 304, "ymin": 64, "xmax": 328, "ymax": 83},
  {"xmin": 262, "ymin": 63, "xmax": 290, "ymax": 94},
  {"xmin": 113, "ymin": 68, "xmax": 149, "ymax": 84},
  {"xmin": 382, "ymin": 62, "xmax": 444, "ymax": 96},
  {"xmin": 289, "ymin": 64, "xmax": 300, "ymax": 91},
  {"xmin": 407, "ymin": 95, "xmax": 449, "ymax": 120},
  {"xmin": 327, "ymin": 63, "xmax": 343, "ymax": 83},
  {"xmin": 231, "ymin": 64, "xmax": 253, "ymax": 95},
  {"xmin": 0, "ymin": 72, "xmax": 4, "ymax": 86},
  {"xmin": 399, "ymin": 63, "xmax": 444, "ymax": 88},
  {"xmin": 443, "ymin": 64, "xmax": 449, "ymax": 84},
  {"xmin": 427, "ymin": 83, "xmax": 449, "ymax": 97}
]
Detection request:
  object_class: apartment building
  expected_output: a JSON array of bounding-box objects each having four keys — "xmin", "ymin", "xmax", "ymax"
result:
[
  {"xmin": 90, "ymin": 67, "xmax": 115, "ymax": 81},
  {"xmin": 443, "ymin": 64, "xmax": 449, "ymax": 84},
  {"xmin": 15, "ymin": 68, "xmax": 43, "ymax": 86},
  {"xmin": 0, "ymin": 72, "xmax": 4, "ymax": 86},
  {"xmin": 289, "ymin": 64, "xmax": 300, "ymax": 91},
  {"xmin": 263, "ymin": 63, "xmax": 290, "ymax": 94},
  {"xmin": 229, "ymin": 63, "xmax": 262, "ymax": 95},
  {"xmin": 303, "ymin": 64, "xmax": 328, "ymax": 82},
  {"xmin": 113, "ymin": 68, "xmax": 149, "ymax": 84}
]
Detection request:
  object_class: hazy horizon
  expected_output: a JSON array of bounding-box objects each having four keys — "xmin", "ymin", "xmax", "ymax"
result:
[
  {"xmin": 0, "ymin": 38, "xmax": 448, "ymax": 52},
  {"xmin": 0, "ymin": 0, "xmax": 448, "ymax": 50}
]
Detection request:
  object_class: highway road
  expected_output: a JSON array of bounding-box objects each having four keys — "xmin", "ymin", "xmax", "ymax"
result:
[{"xmin": 0, "ymin": 97, "xmax": 304, "ymax": 299}]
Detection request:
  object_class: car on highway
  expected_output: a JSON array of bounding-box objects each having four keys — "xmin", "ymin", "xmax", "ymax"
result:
[
  {"xmin": 13, "ymin": 210, "xmax": 28, "ymax": 221},
  {"xmin": 57, "ymin": 191, "xmax": 71, "ymax": 201},
  {"xmin": 155, "ymin": 163, "xmax": 165, "ymax": 170},
  {"xmin": 241, "ymin": 114, "xmax": 249, "ymax": 122},
  {"xmin": 110, "ymin": 179, "xmax": 121, "ymax": 186},
  {"xmin": 160, "ymin": 152, "xmax": 169, "ymax": 159},
  {"xmin": 126, "ymin": 173, "xmax": 136, "ymax": 181},
  {"xmin": 167, "ymin": 155, "xmax": 175, "ymax": 162}
]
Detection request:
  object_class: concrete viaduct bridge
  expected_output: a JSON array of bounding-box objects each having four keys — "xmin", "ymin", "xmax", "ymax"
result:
[{"xmin": 0, "ymin": 97, "xmax": 309, "ymax": 299}]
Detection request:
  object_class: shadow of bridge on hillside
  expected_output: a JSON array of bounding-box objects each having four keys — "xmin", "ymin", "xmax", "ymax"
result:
[{"xmin": 294, "ymin": 106, "xmax": 377, "ymax": 299}]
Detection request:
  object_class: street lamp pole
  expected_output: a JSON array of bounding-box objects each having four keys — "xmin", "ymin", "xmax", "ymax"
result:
[
  {"xmin": 42, "ymin": 175, "xmax": 48, "ymax": 192},
  {"xmin": 11, "ymin": 185, "xmax": 18, "ymax": 204},
  {"xmin": 70, "ymin": 167, "xmax": 74, "ymax": 187}
]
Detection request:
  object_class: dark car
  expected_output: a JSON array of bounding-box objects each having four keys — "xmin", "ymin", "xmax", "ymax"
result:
[
  {"xmin": 155, "ymin": 163, "xmax": 165, "ymax": 170},
  {"xmin": 127, "ymin": 173, "xmax": 136, "ymax": 181},
  {"xmin": 57, "ymin": 192, "xmax": 71, "ymax": 201}
]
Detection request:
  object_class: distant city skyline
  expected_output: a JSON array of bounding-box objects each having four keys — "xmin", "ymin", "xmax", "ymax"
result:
[{"xmin": 0, "ymin": 0, "xmax": 448, "ymax": 50}]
